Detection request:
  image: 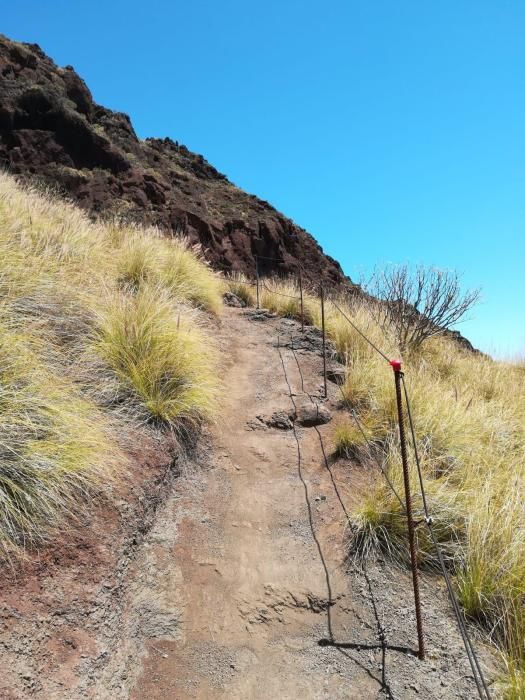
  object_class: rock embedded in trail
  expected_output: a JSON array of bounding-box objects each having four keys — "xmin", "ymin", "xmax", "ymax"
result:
[
  {"xmin": 278, "ymin": 325, "xmax": 336, "ymax": 357},
  {"xmin": 265, "ymin": 411, "xmax": 294, "ymax": 430},
  {"xmin": 245, "ymin": 309, "xmax": 276, "ymax": 321},
  {"xmin": 223, "ymin": 291, "xmax": 246, "ymax": 307},
  {"xmin": 326, "ymin": 365, "xmax": 346, "ymax": 385},
  {"xmin": 250, "ymin": 412, "xmax": 294, "ymax": 430},
  {"xmin": 294, "ymin": 403, "xmax": 332, "ymax": 427}
]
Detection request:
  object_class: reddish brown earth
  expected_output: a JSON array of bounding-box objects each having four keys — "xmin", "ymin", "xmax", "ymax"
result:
[
  {"xmin": 0, "ymin": 34, "xmax": 350, "ymax": 288},
  {"xmin": 0, "ymin": 427, "xmax": 179, "ymax": 699},
  {"xmin": 0, "ymin": 308, "xmax": 496, "ymax": 698}
]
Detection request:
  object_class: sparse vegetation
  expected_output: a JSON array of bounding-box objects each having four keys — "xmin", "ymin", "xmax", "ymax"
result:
[
  {"xmin": 0, "ymin": 172, "xmax": 221, "ymax": 556},
  {"xmin": 230, "ymin": 273, "xmax": 524, "ymax": 697}
]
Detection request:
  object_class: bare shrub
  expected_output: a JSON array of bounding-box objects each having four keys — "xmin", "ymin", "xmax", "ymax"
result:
[{"xmin": 365, "ymin": 265, "xmax": 480, "ymax": 353}]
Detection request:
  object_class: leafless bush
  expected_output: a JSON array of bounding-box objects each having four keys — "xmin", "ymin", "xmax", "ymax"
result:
[{"xmin": 365, "ymin": 265, "xmax": 480, "ymax": 353}]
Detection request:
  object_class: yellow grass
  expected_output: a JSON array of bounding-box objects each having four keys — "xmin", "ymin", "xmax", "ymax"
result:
[
  {"xmin": 245, "ymin": 274, "xmax": 524, "ymax": 697},
  {"xmin": 223, "ymin": 272, "xmax": 257, "ymax": 307},
  {"xmin": 94, "ymin": 284, "xmax": 218, "ymax": 426},
  {"xmin": 0, "ymin": 172, "xmax": 222, "ymax": 556}
]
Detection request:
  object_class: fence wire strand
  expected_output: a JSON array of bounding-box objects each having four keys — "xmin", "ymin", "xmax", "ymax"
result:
[
  {"xmin": 330, "ymin": 300, "xmax": 392, "ymax": 363},
  {"xmin": 400, "ymin": 374, "xmax": 492, "ymax": 700},
  {"xmin": 261, "ymin": 279, "xmax": 301, "ymax": 300},
  {"xmin": 240, "ymin": 257, "xmax": 494, "ymax": 698}
]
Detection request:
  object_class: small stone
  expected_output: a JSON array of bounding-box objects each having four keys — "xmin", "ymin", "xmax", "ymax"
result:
[
  {"xmin": 223, "ymin": 291, "xmax": 246, "ymax": 307},
  {"xmin": 294, "ymin": 403, "xmax": 332, "ymax": 427},
  {"xmin": 266, "ymin": 411, "xmax": 293, "ymax": 430},
  {"xmin": 326, "ymin": 366, "xmax": 346, "ymax": 385}
]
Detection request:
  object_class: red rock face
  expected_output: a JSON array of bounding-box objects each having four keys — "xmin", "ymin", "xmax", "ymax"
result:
[{"xmin": 0, "ymin": 34, "xmax": 351, "ymax": 288}]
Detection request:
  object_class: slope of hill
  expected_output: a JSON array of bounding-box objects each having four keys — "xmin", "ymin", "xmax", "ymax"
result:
[
  {"xmin": 0, "ymin": 34, "xmax": 347, "ymax": 286},
  {"xmin": 0, "ymin": 174, "xmax": 495, "ymax": 696}
]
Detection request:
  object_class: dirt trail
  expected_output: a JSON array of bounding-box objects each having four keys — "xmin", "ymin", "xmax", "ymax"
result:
[{"xmin": 116, "ymin": 308, "xmax": 493, "ymax": 700}]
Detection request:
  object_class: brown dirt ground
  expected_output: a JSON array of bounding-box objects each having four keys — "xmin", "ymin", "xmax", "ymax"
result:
[{"xmin": 0, "ymin": 307, "xmax": 497, "ymax": 699}]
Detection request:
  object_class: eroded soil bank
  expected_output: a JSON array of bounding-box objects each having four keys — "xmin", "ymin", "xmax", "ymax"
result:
[{"xmin": 0, "ymin": 308, "xmax": 495, "ymax": 699}]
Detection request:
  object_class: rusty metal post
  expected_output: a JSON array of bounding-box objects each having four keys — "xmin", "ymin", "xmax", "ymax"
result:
[
  {"xmin": 255, "ymin": 255, "xmax": 260, "ymax": 309},
  {"xmin": 298, "ymin": 266, "xmax": 304, "ymax": 332},
  {"xmin": 391, "ymin": 359, "xmax": 425, "ymax": 660},
  {"xmin": 320, "ymin": 285, "xmax": 328, "ymax": 399}
]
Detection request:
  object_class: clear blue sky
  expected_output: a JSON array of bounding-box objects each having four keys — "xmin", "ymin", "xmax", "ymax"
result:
[{"xmin": 3, "ymin": 1, "xmax": 524, "ymax": 357}]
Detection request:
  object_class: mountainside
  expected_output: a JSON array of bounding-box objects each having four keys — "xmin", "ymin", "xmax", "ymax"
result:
[{"xmin": 0, "ymin": 34, "xmax": 347, "ymax": 286}]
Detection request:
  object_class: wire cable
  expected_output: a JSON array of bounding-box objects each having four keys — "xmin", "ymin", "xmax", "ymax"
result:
[
  {"xmin": 261, "ymin": 279, "xmax": 301, "ymax": 300},
  {"xmin": 247, "ymin": 260, "xmax": 494, "ymax": 697},
  {"xmin": 330, "ymin": 300, "xmax": 392, "ymax": 364},
  {"xmin": 290, "ymin": 312, "xmax": 491, "ymax": 698},
  {"xmin": 401, "ymin": 374, "xmax": 492, "ymax": 700},
  {"xmin": 276, "ymin": 335, "xmax": 335, "ymax": 641}
]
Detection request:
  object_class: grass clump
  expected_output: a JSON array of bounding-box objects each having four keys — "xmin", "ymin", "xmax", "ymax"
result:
[
  {"xmin": 0, "ymin": 171, "xmax": 222, "ymax": 556},
  {"xmin": 333, "ymin": 412, "xmax": 388, "ymax": 458},
  {"xmin": 333, "ymin": 421, "xmax": 362, "ymax": 457},
  {"xmin": 224, "ymin": 272, "xmax": 257, "ymax": 307},
  {"xmin": 115, "ymin": 228, "xmax": 222, "ymax": 313},
  {"xmin": 260, "ymin": 278, "xmax": 315, "ymax": 322},
  {"xmin": 94, "ymin": 284, "xmax": 218, "ymax": 426},
  {"xmin": 0, "ymin": 325, "xmax": 118, "ymax": 553}
]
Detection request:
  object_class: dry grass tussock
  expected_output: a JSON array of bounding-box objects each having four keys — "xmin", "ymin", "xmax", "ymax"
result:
[
  {"xmin": 0, "ymin": 172, "xmax": 222, "ymax": 557},
  {"xmin": 226, "ymin": 273, "xmax": 525, "ymax": 697}
]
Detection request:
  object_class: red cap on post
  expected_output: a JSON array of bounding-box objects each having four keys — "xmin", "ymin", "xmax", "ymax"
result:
[{"xmin": 390, "ymin": 359, "xmax": 402, "ymax": 372}]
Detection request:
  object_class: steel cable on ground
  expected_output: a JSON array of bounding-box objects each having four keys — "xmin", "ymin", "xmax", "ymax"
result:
[
  {"xmin": 279, "ymin": 332, "xmax": 398, "ymax": 697},
  {"xmin": 400, "ymin": 374, "xmax": 492, "ymax": 700},
  {"xmin": 288, "ymin": 335, "xmax": 350, "ymax": 519},
  {"xmin": 330, "ymin": 300, "xmax": 391, "ymax": 364},
  {"xmin": 289, "ymin": 310, "xmax": 491, "ymax": 698},
  {"xmin": 276, "ymin": 334, "xmax": 335, "ymax": 642},
  {"xmin": 287, "ymin": 333, "xmax": 404, "ymax": 698}
]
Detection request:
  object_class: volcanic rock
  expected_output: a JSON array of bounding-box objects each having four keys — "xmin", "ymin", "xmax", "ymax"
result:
[
  {"xmin": 0, "ymin": 34, "xmax": 353, "ymax": 289},
  {"xmin": 294, "ymin": 403, "xmax": 332, "ymax": 427}
]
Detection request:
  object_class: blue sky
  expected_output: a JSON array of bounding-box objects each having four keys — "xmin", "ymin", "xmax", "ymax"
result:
[{"xmin": 3, "ymin": 1, "xmax": 524, "ymax": 357}]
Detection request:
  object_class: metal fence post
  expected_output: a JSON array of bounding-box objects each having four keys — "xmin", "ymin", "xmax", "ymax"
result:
[
  {"xmin": 391, "ymin": 359, "xmax": 425, "ymax": 660},
  {"xmin": 255, "ymin": 255, "xmax": 260, "ymax": 309},
  {"xmin": 298, "ymin": 266, "xmax": 304, "ymax": 332},
  {"xmin": 320, "ymin": 285, "xmax": 328, "ymax": 398}
]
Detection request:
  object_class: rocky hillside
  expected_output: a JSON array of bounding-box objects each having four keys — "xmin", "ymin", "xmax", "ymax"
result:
[{"xmin": 0, "ymin": 34, "xmax": 348, "ymax": 286}]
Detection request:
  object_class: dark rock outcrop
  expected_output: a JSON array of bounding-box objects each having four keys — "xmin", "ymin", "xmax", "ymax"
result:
[{"xmin": 0, "ymin": 34, "xmax": 350, "ymax": 287}]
